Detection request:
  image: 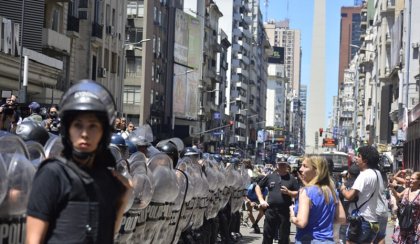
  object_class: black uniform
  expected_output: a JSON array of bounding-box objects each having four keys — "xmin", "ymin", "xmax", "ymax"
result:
[
  {"xmin": 258, "ymin": 171, "xmax": 299, "ymax": 244},
  {"xmin": 27, "ymin": 157, "xmax": 123, "ymax": 243}
]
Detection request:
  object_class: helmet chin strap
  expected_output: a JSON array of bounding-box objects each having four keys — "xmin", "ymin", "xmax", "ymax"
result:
[{"xmin": 72, "ymin": 148, "xmax": 96, "ymax": 166}]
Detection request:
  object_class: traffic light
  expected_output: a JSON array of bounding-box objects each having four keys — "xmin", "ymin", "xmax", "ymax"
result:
[
  {"xmin": 319, "ymin": 128, "xmax": 323, "ymax": 137},
  {"xmin": 229, "ymin": 120, "xmax": 234, "ymax": 127}
]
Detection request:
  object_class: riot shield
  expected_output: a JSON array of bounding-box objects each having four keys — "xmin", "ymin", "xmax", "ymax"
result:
[
  {"xmin": 166, "ymin": 168, "xmax": 188, "ymax": 244},
  {"xmin": 0, "ymin": 156, "xmax": 7, "ymax": 206},
  {"xmin": 116, "ymin": 152, "xmax": 154, "ymax": 244},
  {"xmin": 43, "ymin": 135, "xmax": 64, "ymax": 159},
  {"xmin": 139, "ymin": 153, "xmax": 179, "ymax": 243},
  {"xmin": 201, "ymin": 158, "xmax": 219, "ymax": 220},
  {"xmin": 25, "ymin": 141, "xmax": 46, "ymax": 168},
  {"xmin": 130, "ymin": 124, "xmax": 154, "ymax": 144},
  {"xmin": 0, "ymin": 135, "xmax": 36, "ymax": 244}
]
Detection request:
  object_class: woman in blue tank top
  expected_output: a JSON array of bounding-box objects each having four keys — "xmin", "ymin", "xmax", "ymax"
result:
[{"xmin": 289, "ymin": 156, "xmax": 346, "ymax": 243}]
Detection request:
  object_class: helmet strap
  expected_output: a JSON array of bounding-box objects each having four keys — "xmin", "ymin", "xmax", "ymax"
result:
[{"xmin": 72, "ymin": 148, "xmax": 96, "ymax": 168}]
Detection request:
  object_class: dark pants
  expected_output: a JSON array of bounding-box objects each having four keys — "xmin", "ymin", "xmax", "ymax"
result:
[{"xmin": 262, "ymin": 207, "xmax": 291, "ymax": 244}]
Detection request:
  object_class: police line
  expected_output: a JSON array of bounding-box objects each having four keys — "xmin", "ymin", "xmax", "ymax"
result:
[{"xmin": 0, "ymin": 132, "xmax": 251, "ymax": 244}]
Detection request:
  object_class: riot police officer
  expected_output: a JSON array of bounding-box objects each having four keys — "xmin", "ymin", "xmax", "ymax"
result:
[{"xmin": 25, "ymin": 80, "xmax": 132, "ymax": 243}]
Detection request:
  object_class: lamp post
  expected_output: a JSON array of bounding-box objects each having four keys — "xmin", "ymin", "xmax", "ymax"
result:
[{"xmin": 18, "ymin": 0, "xmax": 26, "ymax": 103}]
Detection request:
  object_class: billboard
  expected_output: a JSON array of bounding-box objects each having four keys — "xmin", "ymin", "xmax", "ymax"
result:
[
  {"xmin": 268, "ymin": 46, "xmax": 285, "ymax": 64},
  {"xmin": 173, "ymin": 64, "xmax": 199, "ymax": 120},
  {"xmin": 174, "ymin": 10, "xmax": 189, "ymax": 65},
  {"xmin": 173, "ymin": 9, "xmax": 202, "ymax": 120}
]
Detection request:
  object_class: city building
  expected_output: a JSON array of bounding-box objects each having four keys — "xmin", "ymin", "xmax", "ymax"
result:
[
  {"xmin": 215, "ymin": 0, "xmax": 270, "ymax": 155},
  {"xmin": 337, "ymin": 5, "xmax": 362, "ymax": 91},
  {"xmin": 0, "ymin": 1, "xmax": 126, "ymax": 111}
]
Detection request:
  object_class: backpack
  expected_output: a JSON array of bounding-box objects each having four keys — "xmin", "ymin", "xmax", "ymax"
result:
[{"xmin": 398, "ymin": 191, "xmax": 419, "ymax": 231}]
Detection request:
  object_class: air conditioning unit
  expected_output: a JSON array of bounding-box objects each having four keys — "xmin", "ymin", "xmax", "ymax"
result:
[{"xmin": 98, "ymin": 67, "xmax": 107, "ymax": 78}]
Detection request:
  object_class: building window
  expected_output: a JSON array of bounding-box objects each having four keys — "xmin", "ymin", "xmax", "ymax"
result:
[
  {"xmin": 123, "ymin": 85, "xmax": 141, "ymax": 104},
  {"xmin": 52, "ymin": 7, "xmax": 61, "ymax": 32},
  {"xmin": 111, "ymin": 52, "xmax": 117, "ymax": 73}
]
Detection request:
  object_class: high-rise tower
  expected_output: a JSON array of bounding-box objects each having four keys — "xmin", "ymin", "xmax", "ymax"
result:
[{"xmin": 305, "ymin": 0, "xmax": 326, "ymax": 153}]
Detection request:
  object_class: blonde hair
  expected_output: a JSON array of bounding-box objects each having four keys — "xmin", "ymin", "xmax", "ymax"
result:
[{"xmin": 303, "ymin": 156, "xmax": 337, "ymax": 204}]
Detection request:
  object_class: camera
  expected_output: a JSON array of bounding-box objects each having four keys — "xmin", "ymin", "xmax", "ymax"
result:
[
  {"xmin": 0, "ymin": 104, "xmax": 15, "ymax": 116},
  {"xmin": 347, "ymin": 215, "xmax": 362, "ymax": 224}
]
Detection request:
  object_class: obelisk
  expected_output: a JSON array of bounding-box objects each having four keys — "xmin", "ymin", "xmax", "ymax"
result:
[{"xmin": 305, "ymin": 0, "xmax": 326, "ymax": 153}]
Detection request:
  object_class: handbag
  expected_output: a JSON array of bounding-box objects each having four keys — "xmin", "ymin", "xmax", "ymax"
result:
[
  {"xmin": 347, "ymin": 170, "xmax": 379, "ymax": 241},
  {"xmin": 398, "ymin": 191, "xmax": 419, "ymax": 231}
]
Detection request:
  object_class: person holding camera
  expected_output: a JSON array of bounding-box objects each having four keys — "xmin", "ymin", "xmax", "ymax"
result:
[
  {"xmin": 340, "ymin": 145, "xmax": 382, "ymax": 244},
  {"xmin": 41, "ymin": 105, "xmax": 61, "ymax": 135},
  {"xmin": 255, "ymin": 156, "xmax": 299, "ymax": 244},
  {"xmin": 338, "ymin": 164, "xmax": 360, "ymax": 243},
  {"xmin": 0, "ymin": 95, "xmax": 21, "ymax": 132}
]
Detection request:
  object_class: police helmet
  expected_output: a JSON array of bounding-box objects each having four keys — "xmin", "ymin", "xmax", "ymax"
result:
[
  {"xmin": 125, "ymin": 140, "xmax": 137, "ymax": 155},
  {"xmin": 128, "ymin": 135, "xmax": 150, "ymax": 147},
  {"xmin": 213, "ymin": 154, "xmax": 223, "ymax": 163},
  {"xmin": 157, "ymin": 142, "xmax": 179, "ymax": 167},
  {"xmin": 180, "ymin": 147, "xmax": 199, "ymax": 158},
  {"xmin": 59, "ymin": 80, "xmax": 116, "ymax": 154},
  {"xmin": 15, "ymin": 120, "xmax": 49, "ymax": 146},
  {"xmin": 111, "ymin": 133, "xmax": 126, "ymax": 147},
  {"xmin": 230, "ymin": 157, "xmax": 240, "ymax": 165}
]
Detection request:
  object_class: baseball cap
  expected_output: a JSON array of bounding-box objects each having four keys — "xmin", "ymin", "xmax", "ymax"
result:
[
  {"xmin": 28, "ymin": 101, "xmax": 40, "ymax": 110},
  {"xmin": 275, "ymin": 154, "xmax": 289, "ymax": 165},
  {"xmin": 340, "ymin": 170, "xmax": 348, "ymax": 176}
]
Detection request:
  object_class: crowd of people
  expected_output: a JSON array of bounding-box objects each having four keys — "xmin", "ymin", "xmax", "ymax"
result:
[
  {"xmin": 0, "ymin": 80, "xmax": 419, "ymax": 244},
  {"xmin": 242, "ymin": 148, "xmax": 419, "ymax": 244}
]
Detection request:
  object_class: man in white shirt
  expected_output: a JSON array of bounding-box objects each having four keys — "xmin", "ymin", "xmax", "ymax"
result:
[{"xmin": 340, "ymin": 145, "xmax": 381, "ymax": 244}]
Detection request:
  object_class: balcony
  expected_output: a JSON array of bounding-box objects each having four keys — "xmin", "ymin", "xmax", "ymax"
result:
[
  {"xmin": 231, "ymin": 59, "xmax": 240, "ymax": 69},
  {"xmin": 241, "ymin": 41, "xmax": 250, "ymax": 50},
  {"xmin": 242, "ymin": 28, "xmax": 252, "ymax": 39},
  {"xmin": 236, "ymin": 81, "xmax": 248, "ymax": 90},
  {"xmin": 236, "ymin": 68, "xmax": 248, "ymax": 77},
  {"xmin": 243, "ymin": 16, "xmax": 252, "ymax": 25},
  {"xmin": 359, "ymin": 33, "xmax": 366, "ymax": 42},
  {"xmin": 235, "ymin": 93, "xmax": 247, "ymax": 103},
  {"xmin": 92, "ymin": 22, "xmax": 103, "ymax": 39},
  {"xmin": 42, "ymin": 28, "xmax": 71, "ymax": 54},
  {"xmin": 233, "ymin": 28, "xmax": 242, "ymax": 38},
  {"xmin": 237, "ymin": 53, "xmax": 250, "ymax": 65},
  {"xmin": 232, "ymin": 44, "xmax": 241, "ymax": 54},
  {"xmin": 231, "ymin": 74, "xmax": 239, "ymax": 82},
  {"xmin": 66, "ymin": 15, "xmax": 80, "ymax": 36}
]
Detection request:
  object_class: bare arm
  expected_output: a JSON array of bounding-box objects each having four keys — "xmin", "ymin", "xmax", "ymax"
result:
[
  {"xmin": 340, "ymin": 185, "xmax": 358, "ymax": 201},
  {"xmin": 393, "ymin": 170, "xmax": 407, "ymax": 185},
  {"xmin": 290, "ymin": 188, "xmax": 311, "ymax": 228},
  {"xmin": 26, "ymin": 216, "xmax": 49, "ymax": 244},
  {"xmin": 335, "ymin": 199, "xmax": 346, "ymax": 224},
  {"xmin": 390, "ymin": 186, "xmax": 407, "ymax": 202}
]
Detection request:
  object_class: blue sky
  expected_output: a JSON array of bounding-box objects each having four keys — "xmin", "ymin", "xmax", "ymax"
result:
[{"xmin": 260, "ymin": 0, "xmax": 356, "ymax": 122}]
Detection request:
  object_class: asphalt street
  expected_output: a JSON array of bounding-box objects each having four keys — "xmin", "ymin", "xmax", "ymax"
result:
[{"xmin": 237, "ymin": 214, "xmax": 395, "ymax": 244}]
